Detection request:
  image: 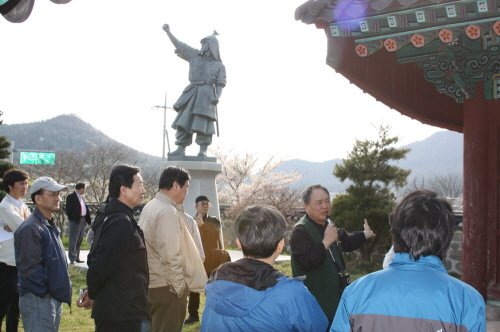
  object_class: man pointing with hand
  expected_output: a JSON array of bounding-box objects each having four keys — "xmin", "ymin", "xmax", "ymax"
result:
[{"xmin": 290, "ymin": 184, "xmax": 375, "ymax": 329}]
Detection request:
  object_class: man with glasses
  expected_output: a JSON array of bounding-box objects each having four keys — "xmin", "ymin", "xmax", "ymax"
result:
[
  {"xmin": 290, "ymin": 184, "xmax": 375, "ymax": 329},
  {"xmin": 14, "ymin": 177, "xmax": 71, "ymax": 332}
]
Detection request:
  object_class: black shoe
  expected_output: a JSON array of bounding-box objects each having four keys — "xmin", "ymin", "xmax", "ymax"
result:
[
  {"xmin": 76, "ymin": 260, "xmax": 85, "ymax": 263},
  {"xmin": 184, "ymin": 316, "xmax": 199, "ymax": 324},
  {"xmin": 70, "ymin": 261, "xmax": 75, "ymax": 265}
]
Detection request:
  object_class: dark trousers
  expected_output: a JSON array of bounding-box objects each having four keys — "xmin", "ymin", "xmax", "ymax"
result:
[
  {"xmin": 0, "ymin": 263, "xmax": 20, "ymax": 332},
  {"xmin": 187, "ymin": 292, "xmax": 200, "ymax": 318},
  {"xmin": 68, "ymin": 217, "xmax": 86, "ymax": 263},
  {"xmin": 95, "ymin": 319, "xmax": 141, "ymax": 332}
]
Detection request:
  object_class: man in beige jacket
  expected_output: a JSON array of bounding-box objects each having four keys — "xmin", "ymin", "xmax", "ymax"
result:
[{"xmin": 139, "ymin": 166, "xmax": 206, "ymax": 332}]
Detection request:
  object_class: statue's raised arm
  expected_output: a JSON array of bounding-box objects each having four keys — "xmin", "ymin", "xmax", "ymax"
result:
[{"xmin": 162, "ymin": 23, "xmax": 180, "ymax": 48}]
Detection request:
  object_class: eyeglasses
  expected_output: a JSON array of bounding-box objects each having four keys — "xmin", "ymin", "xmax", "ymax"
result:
[{"xmin": 41, "ymin": 193, "xmax": 61, "ymax": 198}]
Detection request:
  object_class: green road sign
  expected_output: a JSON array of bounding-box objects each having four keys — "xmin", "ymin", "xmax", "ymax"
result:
[{"xmin": 20, "ymin": 152, "xmax": 56, "ymax": 165}]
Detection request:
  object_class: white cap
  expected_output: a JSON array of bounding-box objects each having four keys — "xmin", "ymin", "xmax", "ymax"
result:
[{"xmin": 30, "ymin": 177, "xmax": 68, "ymax": 193}]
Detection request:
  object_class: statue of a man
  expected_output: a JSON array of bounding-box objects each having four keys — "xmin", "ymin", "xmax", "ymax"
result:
[{"xmin": 162, "ymin": 24, "xmax": 227, "ymax": 157}]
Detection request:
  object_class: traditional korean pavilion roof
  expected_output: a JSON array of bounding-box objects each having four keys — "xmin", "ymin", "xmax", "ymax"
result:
[{"xmin": 296, "ymin": 0, "xmax": 500, "ymax": 131}]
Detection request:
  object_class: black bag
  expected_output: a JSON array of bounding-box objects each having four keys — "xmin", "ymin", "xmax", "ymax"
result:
[{"xmin": 338, "ymin": 271, "xmax": 351, "ymax": 290}]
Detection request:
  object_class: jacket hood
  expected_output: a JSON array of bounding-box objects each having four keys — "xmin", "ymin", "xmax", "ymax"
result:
[{"xmin": 205, "ymin": 259, "xmax": 287, "ymax": 317}]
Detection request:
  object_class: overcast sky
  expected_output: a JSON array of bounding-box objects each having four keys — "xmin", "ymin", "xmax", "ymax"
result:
[{"xmin": 0, "ymin": 0, "xmax": 445, "ymax": 162}]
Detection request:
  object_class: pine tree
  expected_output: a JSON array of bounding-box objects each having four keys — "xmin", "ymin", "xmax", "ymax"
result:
[{"xmin": 331, "ymin": 125, "xmax": 411, "ymax": 261}]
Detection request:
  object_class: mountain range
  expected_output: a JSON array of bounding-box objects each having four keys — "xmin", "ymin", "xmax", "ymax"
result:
[
  {"xmin": 278, "ymin": 130, "xmax": 463, "ymax": 191},
  {"xmin": 1, "ymin": 114, "xmax": 463, "ymax": 191}
]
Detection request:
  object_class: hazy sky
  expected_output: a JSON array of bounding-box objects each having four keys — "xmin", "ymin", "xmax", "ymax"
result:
[{"xmin": 1, "ymin": 0, "xmax": 445, "ymax": 162}]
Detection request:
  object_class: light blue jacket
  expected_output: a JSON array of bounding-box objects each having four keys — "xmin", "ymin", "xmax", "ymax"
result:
[
  {"xmin": 202, "ymin": 275, "xmax": 328, "ymax": 332},
  {"xmin": 331, "ymin": 253, "xmax": 486, "ymax": 332}
]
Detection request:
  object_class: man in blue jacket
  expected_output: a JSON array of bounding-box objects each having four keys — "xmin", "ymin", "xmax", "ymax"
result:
[
  {"xmin": 331, "ymin": 190, "xmax": 486, "ymax": 332},
  {"xmin": 202, "ymin": 205, "xmax": 328, "ymax": 332},
  {"xmin": 14, "ymin": 177, "xmax": 71, "ymax": 332}
]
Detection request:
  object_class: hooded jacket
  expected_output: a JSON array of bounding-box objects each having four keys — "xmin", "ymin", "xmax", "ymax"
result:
[
  {"xmin": 331, "ymin": 253, "xmax": 486, "ymax": 332},
  {"xmin": 201, "ymin": 258, "xmax": 328, "ymax": 332}
]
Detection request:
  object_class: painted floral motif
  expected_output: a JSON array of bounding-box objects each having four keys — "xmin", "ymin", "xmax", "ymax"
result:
[
  {"xmin": 411, "ymin": 34, "xmax": 424, "ymax": 47},
  {"xmin": 493, "ymin": 21, "xmax": 500, "ymax": 36},
  {"xmin": 384, "ymin": 38, "xmax": 397, "ymax": 51},
  {"xmin": 439, "ymin": 29, "xmax": 453, "ymax": 43},
  {"xmin": 356, "ymin": 44, "xmax": 368, "ymax": 57},
  {"xmin": 466, "ymin": 25, "xmax": 481, "ymax": 39}
]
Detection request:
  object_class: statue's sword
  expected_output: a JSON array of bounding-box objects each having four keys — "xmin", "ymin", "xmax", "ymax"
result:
[{"xmin": 213, "ymin": 84, "xmax": 220, "ymax": 137}]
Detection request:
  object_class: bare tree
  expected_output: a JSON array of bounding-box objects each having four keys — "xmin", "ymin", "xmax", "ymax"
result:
[
  {"xmin": 141, "ymin": 165, "xmax": 161, "ymax": 202},
  {"xmin": 212, "ymin": 147, "xmax": 303, "ymax": 219},
  {"xmin": 406, "ymin": 173, "xmax": 463, "ymax": 198},
  {"xmin": 19, "ymin": 143, "xmax": 141, "ymax": 234},
  {"xmin": 19, "ymin": 150, "xmax": 85, "ymax": 232},
  {"xmin": 80, "ymin": 142, "xmax": 138, "ymax": 206},
  {"xmin": 405, "ymin": 173, "xmax": 463, "ymax": 209}
]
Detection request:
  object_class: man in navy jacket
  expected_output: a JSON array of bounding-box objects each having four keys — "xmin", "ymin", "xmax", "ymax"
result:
[{"xmin": 14, "ymin": 177, "xmax": 71, "ymax": 332}]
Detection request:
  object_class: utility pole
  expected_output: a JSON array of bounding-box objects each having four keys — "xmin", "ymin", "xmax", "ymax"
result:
[{"xmin": 151, "ymin": 92, "xmax": 173, "ymax": 161}]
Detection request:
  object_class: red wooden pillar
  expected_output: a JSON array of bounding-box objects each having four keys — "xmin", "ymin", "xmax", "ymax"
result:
[
  {"xmin": 462, "ymin": 82, "xmax": 500, "ymax": 299},
  {"xmin": 462, "ymin": 82, "xmax": 489, "ymax": 298}
]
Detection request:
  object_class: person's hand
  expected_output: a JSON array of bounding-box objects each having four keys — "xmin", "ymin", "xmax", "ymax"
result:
[
  {"xmin": 76, "ymin": 289, "xmax": 94, "ymax": 309},
  {"xmin": 162, "ymin": 24, "xmax": 170, "ymax": 32},
  {"xmin": 363, "ymin": 219, "xmax": 376, "ymax": 239},
  {"xmin": 322, "ymin": 223, "xmax": 338, "ymax": 249},
  {"xmin": 3, "ymin": 225, "xmax": 12, "ymax": 232},
  {"xmin": 194, "ymin": 217, "xmax": 203, "ymax": 227}
]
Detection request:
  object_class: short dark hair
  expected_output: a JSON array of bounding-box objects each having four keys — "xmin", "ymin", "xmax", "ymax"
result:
[
  {"xmin": 108, "ymin": 165, "xmax": 140, "ymax": 199},
  {"xmin": 302, "ymin": 184, "xmax": 329, "ymax": 205},
  {"xmin": 234, "ymin": 205, "xmax": 287, "ymax": 259},
  {"xmin": 75, "ymin": 183, "xmax": 86, "ymax": 190},
  {"xmin": 159, "ymin": 166, "xmax": 190, "ymax": 190},
  {"xmin": 390, "ymin": 189, "xmax": 454, "ymax": 261},
  {"xmin": 31, "ymin": 189, "xmax": 43, "ymax": 204},
  {"xmin": 3, "ymin": 169, "xmax": 29, "ymax": 193}
]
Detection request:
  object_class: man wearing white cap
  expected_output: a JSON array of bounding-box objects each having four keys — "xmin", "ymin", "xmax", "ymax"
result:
[{"xmin": 14, "ymin": 176, "xmax": 71, "ymax": 332}]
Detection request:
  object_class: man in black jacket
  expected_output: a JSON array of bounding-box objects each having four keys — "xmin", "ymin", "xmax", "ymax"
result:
[
  {"xmin": 65, "ymin": 183, "xmax": 91, "ymax": 264},
  {"xmin": 77, "ymin": 165, "xmax": 148, "ymax": 332}
]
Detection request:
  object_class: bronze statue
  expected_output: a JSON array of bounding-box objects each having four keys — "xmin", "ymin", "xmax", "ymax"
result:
[{"xmin": 163, "ymin": 24, "xmax": 227, "ymax": 157}]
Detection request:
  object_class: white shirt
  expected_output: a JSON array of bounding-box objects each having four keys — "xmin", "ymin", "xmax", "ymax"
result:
[{"xmin": 0, "ymin": 194, "xmax": 31, "ymax": 266}]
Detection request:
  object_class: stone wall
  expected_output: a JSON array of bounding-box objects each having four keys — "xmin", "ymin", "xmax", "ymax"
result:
[{"xmin": 444, "ymin": 228, "xmax": 463, "ymax": 275}]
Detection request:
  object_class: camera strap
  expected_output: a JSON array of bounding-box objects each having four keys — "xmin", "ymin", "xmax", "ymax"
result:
[{"xmin": 328, "ymin": 241, "xmax": 347, "ymax": 273}]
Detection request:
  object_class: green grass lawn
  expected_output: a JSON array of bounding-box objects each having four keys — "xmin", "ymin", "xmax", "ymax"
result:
[
  {"xmin": 61, "ymin": 236, "xmax": 91, "ymax": 251},
  {"xmin": 2, "ymin": 260, "xmax": 378, "ymax": 331}
]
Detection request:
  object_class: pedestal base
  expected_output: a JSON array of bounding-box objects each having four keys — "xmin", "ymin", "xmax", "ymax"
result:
[{"xmin": 162, "ymin": 160, "xmax": 222, "ymax": 220}]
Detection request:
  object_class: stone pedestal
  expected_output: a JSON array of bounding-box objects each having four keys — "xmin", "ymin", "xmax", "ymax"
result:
[{"xmin": 163, "ymin": 159, "xmax": 222, "ymax": 220}]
